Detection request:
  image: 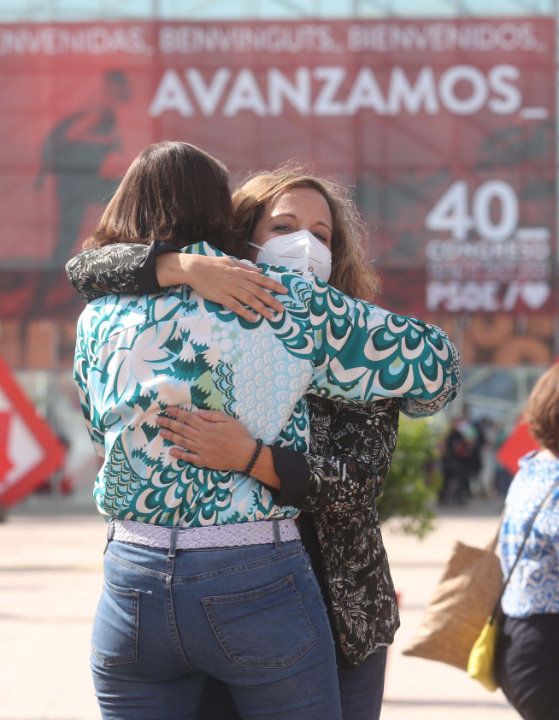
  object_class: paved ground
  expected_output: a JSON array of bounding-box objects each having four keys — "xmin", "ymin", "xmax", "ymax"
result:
[
  {"xmin": 0, "ymin": 494, "xmax": 517, "ymax": 720},
  {"xmin": 381, "ymin": 504, "xmax": 516, "ymax": 720}
]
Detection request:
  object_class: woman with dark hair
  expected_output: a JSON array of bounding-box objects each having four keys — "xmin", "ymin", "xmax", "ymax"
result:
[
  {"xmin": 68, "ymin": 161, "xmax": 460, "ymax": 720},
  {"xmin": 75, "ymin": 141, "xmax": 285, "ymax": 323},
  {"xmin": 84, "ymin": 140, "xmax": 235, "ymax": 252},
  {"xmin": 495, "ymin": 364, "xmax": 559, "ymax": 720}
]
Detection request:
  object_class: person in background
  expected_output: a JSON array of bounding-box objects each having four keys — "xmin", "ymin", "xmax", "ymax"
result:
[
  {"xmin": 439, "ymin": 416, "xmax": 476, "ymax": 505},
  {"xmin": 68, "ymin": 161, "xmax": 461, "ymax": 720},
  {"xmin": 32, "ymin": 70, "xmax": 131, "ymax": 318},
  {"xmin": 472, "ymin": 417, "xmax": 498, "ymax": 497},
  {"xmin": 495, "ymin": 363, "xmax": 559, "ymax": 720},
  {"xmin": 36, "ymin": 69, "xmax": 131, "ymax": 269}
]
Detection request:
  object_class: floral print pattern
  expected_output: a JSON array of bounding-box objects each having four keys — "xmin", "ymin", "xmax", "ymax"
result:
[
  {"xmin": 66, "ymin": 243, "xmax": 151, "ymax": 299},
  {"xmin": 74, "ymin": 243, "xmax": 459, "ymax": 526},
  {"xmin": 499, "ymin": 452, "xmax": 559, "ymax": 617},
  {"xmin": 303, "ymin": 395, "xmax": 401, "ymax": 664},
  {"xmin": 69, "ymin": 241, "xmax": 459, "ymax": 663}
]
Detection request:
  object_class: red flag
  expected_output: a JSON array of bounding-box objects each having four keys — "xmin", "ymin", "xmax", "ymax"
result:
[{"xmin": 497, "ymin": 422, "xmax": 538, "ymax": 476}]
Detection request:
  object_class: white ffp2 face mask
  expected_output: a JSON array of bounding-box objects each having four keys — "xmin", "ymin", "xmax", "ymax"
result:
[{"xmin": 247, "ymin": 229, "xmax": 332, "ymax": 282}]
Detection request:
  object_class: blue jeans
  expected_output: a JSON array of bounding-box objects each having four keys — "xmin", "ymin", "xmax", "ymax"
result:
[
  {"xmin": 338, "ymin": 648, "xmax": 387, "ymax": 720},
  {"xmin": 91, "ymin": 535, "xmax": 341, "ymax": 720},
  {"xmin": 197, "ymin": 647, "xmax": 387, "ymax": 720}
]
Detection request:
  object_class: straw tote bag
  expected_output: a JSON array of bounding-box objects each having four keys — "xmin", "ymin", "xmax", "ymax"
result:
[
  {"xmin": 402, "ymin": 534, "xmax": 502, "ymax": 670},
  {"xmin": 403, "ymin": 485, "xmax": 555, "ymax": 673}
]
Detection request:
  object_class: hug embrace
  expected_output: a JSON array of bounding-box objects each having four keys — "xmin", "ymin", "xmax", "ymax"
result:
[{"xmin": 68, "ymin": 141, "xmax": 460, "ymax": 720}]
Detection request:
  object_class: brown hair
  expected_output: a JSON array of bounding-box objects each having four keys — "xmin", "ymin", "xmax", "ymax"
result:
[
  {"xmin": 525, "ymin": 363, "xmax": 559, "ymax": 455},
  {"xmin": 232, "ymin": 164, "xmax": 380, "ymax": 300},
  {"xmin": 84, "ymin": 141, "xmax": 235, "ymax": 254}
]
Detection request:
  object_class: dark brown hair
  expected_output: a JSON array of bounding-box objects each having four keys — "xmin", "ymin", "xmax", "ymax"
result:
[
  {"xmin": 525, "ymin": 363, "xmax": 559, "ymax": 455},
  {"xmin": 232, "ymin": 164, "xmax": 380, "ymax": 301},
  {"xmin": 84, "ymin": 141, "xmax": 235, "ymax": 254}
]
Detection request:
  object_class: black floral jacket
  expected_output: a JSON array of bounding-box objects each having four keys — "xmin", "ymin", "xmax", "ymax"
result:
[
  {"xmin": 66, "ymin": 244, "xmax": 401, "ymax": 665},
  {"xmin": 299, "ymin": 394, "xmax": 401, "ymax": 663}
]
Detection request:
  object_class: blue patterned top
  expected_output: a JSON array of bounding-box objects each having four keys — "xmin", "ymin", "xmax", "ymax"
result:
[
  {"xmin": 73, "ymin": 241, "xmax": 460, "ymax": 527},
  {"xmin": 499, "ymin": 451, "xmax": 559, "ymax": 617}
]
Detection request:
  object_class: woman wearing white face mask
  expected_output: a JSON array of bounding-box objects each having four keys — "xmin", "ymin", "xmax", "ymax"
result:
[
  {"xmin": 66, "ymin": 165, "xmax": 458, "ymax": 720},
  {"xmin": 246, "ymin": 229, "xmax": 332, "ymax": 282}
]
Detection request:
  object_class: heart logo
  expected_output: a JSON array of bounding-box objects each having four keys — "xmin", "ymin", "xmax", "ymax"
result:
[{"xmin": 521, "ymin": 282, "xmax": 550, "ymax": 309}]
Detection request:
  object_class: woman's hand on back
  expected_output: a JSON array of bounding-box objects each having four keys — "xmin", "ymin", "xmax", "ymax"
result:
[
  {"xmin": 156, "ymin": 253, "xmax": 286, "ymax": 322},
  {"xmin": 157, "ymin": 407, "xmax": 257, "ymax": 472}
]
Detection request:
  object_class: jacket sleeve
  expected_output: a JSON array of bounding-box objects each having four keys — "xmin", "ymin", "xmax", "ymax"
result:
[
  {"xmin": 73, "ymin": 314, "xmax": 105, "ymax": 457},
  {"xmin": 272, "ymin": 400, "xmax": 400, "ymax": 514},
  {"xmin": 307, "ymin": 278, "xmax": 460, "ymax": 417},
  {"xmin": 65, "ymin": 241, "xmax": 178, "ymax": 302}
]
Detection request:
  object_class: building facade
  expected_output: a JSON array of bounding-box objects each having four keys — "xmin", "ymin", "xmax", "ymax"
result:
[{"xmin": 0, "ymin": 0, "xmax": 556, "ymax": 487}]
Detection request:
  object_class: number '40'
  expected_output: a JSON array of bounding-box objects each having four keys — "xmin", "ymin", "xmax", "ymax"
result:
[{"xmin": 425, "ymin": 180, "xmax": 518, "ymax": 241}]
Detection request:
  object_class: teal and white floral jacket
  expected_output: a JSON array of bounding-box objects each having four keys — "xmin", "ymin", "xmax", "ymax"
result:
[{"xmin": 74, "ymin": 241, "xmax": 460, "ymax": 528}]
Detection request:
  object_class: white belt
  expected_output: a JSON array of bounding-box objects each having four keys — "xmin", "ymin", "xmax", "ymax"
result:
[{"xmin": 110, "ymin": 518, "xmax": 300, "ymax": 550}]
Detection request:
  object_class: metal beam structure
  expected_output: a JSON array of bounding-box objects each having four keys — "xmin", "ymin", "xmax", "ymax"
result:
[{"xmin": 0, "ymin": 0, "xmax": 554, "ymax": 21}]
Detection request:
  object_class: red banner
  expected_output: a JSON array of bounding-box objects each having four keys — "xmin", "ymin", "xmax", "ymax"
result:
[{"xmin": 0, "ymin": 18, "xmax": 555, "ymax": 363}]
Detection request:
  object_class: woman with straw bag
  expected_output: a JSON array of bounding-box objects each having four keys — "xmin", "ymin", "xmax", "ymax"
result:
[{"xmin": 495, "ymin": 363, "xmax": 559, "ymax": 720}]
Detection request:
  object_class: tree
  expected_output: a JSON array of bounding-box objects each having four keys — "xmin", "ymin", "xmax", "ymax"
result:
[{"xmin": 378, "ymin": 416, "xmax": 443, "ymax": 538}]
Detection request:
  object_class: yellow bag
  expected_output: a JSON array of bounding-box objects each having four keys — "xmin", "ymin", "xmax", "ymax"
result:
[{"xmin": 467, "ymin": 617, "xmax": 499, "ymax": 691}]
